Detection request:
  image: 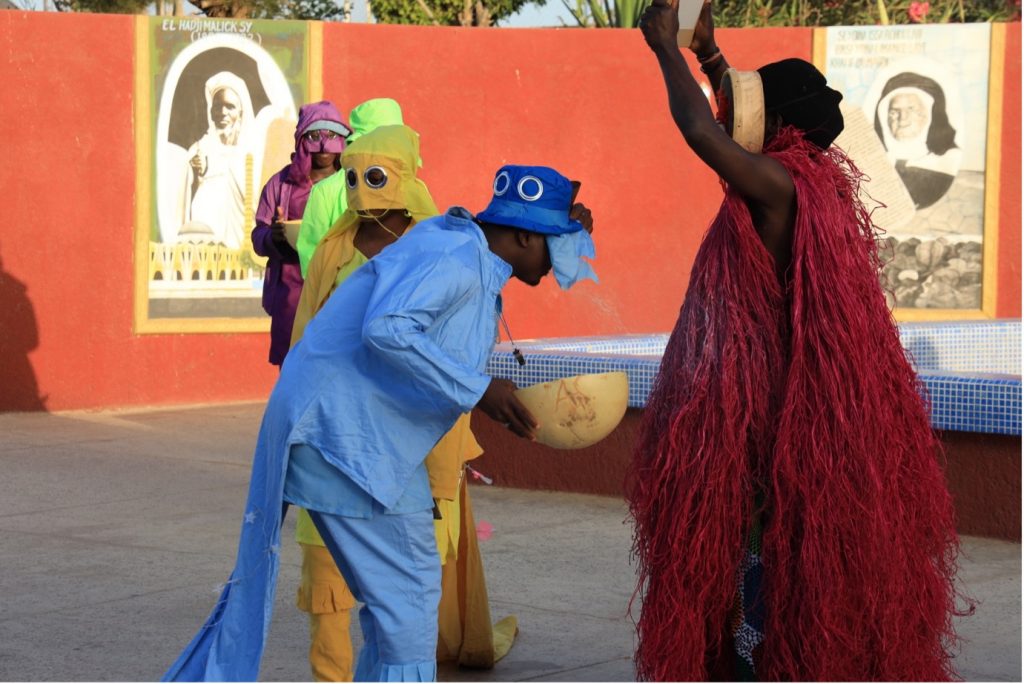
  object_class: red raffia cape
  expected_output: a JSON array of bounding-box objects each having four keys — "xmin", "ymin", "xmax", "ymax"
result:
[{"xmin": 628, "ymin": 128, "xmax": 962, "ymax": 681}]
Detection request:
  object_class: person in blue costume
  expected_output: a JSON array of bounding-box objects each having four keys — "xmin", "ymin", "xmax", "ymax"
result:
[{"xmin": 163, "ymin": 164, "xmax": 597, "ymax": 683}]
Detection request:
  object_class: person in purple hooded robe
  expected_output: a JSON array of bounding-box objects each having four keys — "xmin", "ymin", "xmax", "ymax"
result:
[{"xmin": 253, "ymin": 102, "xmax": 352, "ymax": 367}]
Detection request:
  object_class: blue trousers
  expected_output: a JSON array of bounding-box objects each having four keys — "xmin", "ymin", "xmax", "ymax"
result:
[{"xmin": 308, "ymin": 506, "xmax": 441, "ymax": 682}]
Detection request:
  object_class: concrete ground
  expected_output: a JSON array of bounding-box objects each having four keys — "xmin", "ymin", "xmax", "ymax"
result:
[{"xmin": 0, "ymin": 402, "xmax": 1018, "ymax": 682}]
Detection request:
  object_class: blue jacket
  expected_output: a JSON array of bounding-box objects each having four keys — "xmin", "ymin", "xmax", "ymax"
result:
[
  {"xmin": 164, "ymin": 207, "xmax": 511, "ymax": 681},
  {"xmin": 280, "ymin": 206, "xmax": 508, "ymax": 507}
]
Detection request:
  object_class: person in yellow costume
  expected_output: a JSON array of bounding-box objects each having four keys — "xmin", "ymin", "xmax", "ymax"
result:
[{"xmin": 291, "ymin": 123, "xmax": 518, "ymax": 682}]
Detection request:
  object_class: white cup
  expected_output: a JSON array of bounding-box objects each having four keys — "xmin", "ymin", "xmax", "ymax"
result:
[{"xmin": 676, "ymin": 0, "xmax": 705, "ymax": 47}]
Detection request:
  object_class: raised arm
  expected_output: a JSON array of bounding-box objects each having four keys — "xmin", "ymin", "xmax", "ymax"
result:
[
  {"xmin": 688, "ymin": 1, "xmax": 728, "ymax": 94},
  {"xmin": 639, "ymin": 0, "xmax": 796, "ymax": 262}
]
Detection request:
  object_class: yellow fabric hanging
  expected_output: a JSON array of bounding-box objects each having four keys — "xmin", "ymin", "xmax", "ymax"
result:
[{"xmin": 437, "ymin": 477, "xmax": 519, "ymax": 668}]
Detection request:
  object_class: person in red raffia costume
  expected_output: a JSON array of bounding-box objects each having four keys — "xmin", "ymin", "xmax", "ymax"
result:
[{"xmin": 628, "ymin": 1, "xmax": 966, "ymax": 680}]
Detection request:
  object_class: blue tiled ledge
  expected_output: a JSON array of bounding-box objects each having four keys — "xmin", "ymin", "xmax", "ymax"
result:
[
  {"xmin": 919, "ymin": 371, "xmax": 1022, "ymax": 435},
  {"xmin": 487, "ymin": 322, "xmax": 1022, "ymax": 437},
  {"xmin": 900, "ymin": 320, "xmax": 1021, "ymax": 375}
]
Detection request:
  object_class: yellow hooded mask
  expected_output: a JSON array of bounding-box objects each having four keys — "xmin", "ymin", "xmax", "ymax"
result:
[
  {"xmin": 292, "ymin": 124, "xmax": 439, "ymax": 347},
  {"xmin": 326, "ymin": 124, "xmax": 437, "ymax": 238}
]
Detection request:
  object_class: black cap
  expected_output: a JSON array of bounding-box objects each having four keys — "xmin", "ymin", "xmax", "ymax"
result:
[{"xmin": 757, "ymin": 58, "xmax": 845, "ymax": 149}]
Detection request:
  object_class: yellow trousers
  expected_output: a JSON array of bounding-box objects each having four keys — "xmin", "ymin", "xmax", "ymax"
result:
[
  {"xmin": 297, "ymin": 479, "xmax": 517, "ymax": 681},
  {"xmin": 297, "ymin": 543, "xmax": 356, "ymax": 682}
]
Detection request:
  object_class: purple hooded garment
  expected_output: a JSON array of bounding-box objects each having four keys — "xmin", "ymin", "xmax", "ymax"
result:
[{"xmin": 252, "ymin": 101, "xmax": 347, "ymax": 365}]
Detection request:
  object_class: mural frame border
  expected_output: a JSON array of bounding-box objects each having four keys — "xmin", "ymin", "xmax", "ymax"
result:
[
  {"xmin": 132, "ymin": 16, "xmax": 323, "ymax": 335},
  {"xmin": 812, "ymin": 24, "xmax": 1003, "ymax": 322}
]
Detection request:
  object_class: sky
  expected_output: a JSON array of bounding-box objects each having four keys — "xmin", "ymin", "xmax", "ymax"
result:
[
  {"xmin": 340, "ymin": 0, "xmax": 579, "ymax": 26},
  {"xmin": 499, "ymin": 0, "xmax": 577, "ymax": 27}
]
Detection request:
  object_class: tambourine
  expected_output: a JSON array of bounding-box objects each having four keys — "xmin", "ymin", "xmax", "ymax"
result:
[{"xmin": 720, "ymin": 68, "xmax": 766, "ymax": 154}]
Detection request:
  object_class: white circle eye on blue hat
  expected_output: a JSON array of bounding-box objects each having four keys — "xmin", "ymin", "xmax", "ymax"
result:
[
  {"xmin": 345, "ymin": 168, "xmax": 358, "ymax": 189},
  {"xmin": 493, "ymin": 171, "xmax": 511, "ymax": 196},
  {"xmin": 517, "ymin": 176, "xmax": 544, "ymax": 202},
  {"xmin": 364, "ymin": 166, "xmax": 388, "ymax": 189}
]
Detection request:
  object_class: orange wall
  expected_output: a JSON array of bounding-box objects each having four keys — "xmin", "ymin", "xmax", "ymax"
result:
[
  {"xmin": 0, "ymin": 12, "xmax": 1019, "ymax": 412},
  {"xmin": 997, "ymin": 24, "xmax": 1022, "ymax": 318},
  {"xmin": 322, "ymin": 23, "xmax": 810, "ymax": 340}
]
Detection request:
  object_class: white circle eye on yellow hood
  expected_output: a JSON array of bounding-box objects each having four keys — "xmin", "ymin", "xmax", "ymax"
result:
[{"xmin": 364, "ymin": 166, "xmax": 389, "ymax": 189}]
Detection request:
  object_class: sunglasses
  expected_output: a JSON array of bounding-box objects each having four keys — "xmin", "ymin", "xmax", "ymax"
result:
[{"xmin": 302, "ymin": 130, "xmax": 342, "ymax": 142}]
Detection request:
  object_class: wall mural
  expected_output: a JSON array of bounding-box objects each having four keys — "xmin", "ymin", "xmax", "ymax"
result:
[
  {"xmin": 135, "ymin": 16, "xmax": 311, "ymax": 332},
  {"xmin": 818, "ymin": 23, "xmax": 1004, "ymax": 318}
]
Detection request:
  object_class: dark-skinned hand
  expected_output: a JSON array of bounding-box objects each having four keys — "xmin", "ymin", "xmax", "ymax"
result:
[
  {"xmin": 567, "ymin": 182, "xmax": 594, "ymax": 234},
  {"xmin": 570, "ymin": 203, "xmax": 595, "ymax": 234},
  {"xmin": 689, "ymin": 1, "xmax": 716, "ymax": 57},
  {"xmin": 270, "ymin": 205, "xmax": 289, "ymax": 248},
  {"xmin": 476, "ymin": 378, "xmax": 539, "ymax": 440},
  {"xmin": 640, "ymin": 0, "xmax": 681, "ymax": 53}
]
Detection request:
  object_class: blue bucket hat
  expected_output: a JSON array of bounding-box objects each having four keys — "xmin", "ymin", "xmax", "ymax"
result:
[
  {"xmin": 477, "ymin": 164, "xmax": 597, "ymax": 290},
  {"xmin": 476, "ymin": 165, "xmax": 584, "ymax": 235}
]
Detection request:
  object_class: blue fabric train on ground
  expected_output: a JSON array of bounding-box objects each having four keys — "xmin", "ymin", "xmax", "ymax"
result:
[{"xmin": 162, "ymin": 164, "xmax": 597, "ymax": 682}]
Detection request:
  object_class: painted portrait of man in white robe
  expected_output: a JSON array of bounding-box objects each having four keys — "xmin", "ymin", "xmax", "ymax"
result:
[{"xmin": 177, "ymin": 71, "xmax": 254, "ymax": 250}]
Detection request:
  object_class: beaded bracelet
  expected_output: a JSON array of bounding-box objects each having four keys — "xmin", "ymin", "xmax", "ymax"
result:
[{"xmin": 697, "ymin": 49, "xmax": 723, "ymax": 74}]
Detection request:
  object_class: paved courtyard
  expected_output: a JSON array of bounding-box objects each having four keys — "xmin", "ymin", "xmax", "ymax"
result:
[{"xmin": 0, "ymin": 403, "xmax": 1018, "ymax": 681}]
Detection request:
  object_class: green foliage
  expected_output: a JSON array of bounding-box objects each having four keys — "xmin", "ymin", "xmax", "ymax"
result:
[
  {"xmin": 564, "ymin": 0, "xmax": 1020, "ymax": 26},
  {"xmin": 50, "ymin": 0, "xmax": 1022, "ymax": 24},
  {"xmin": 54, "ymin": 0, "xmax": 150, "ymax": 12},
  {"xmin": 53, "ymin": 0, "xmax": 348, "ymax": 18},
  {"xmin": 249, "ymin": 0, "xmax": 348, "ymax": 20},
  {"xmin": 286, "ymin": 0, "xmax": 347, "ymax": 19},
  {"xmin": 562, "ymin": 0, "xmax": 645, "ymax": 26},
  {"xmin": 370, "ymin": 0, "xmax": 543, "ymax": 25},
  {"xmin": 710, "ymin": 0, "xmax": 1020, "ymax": 26}
]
